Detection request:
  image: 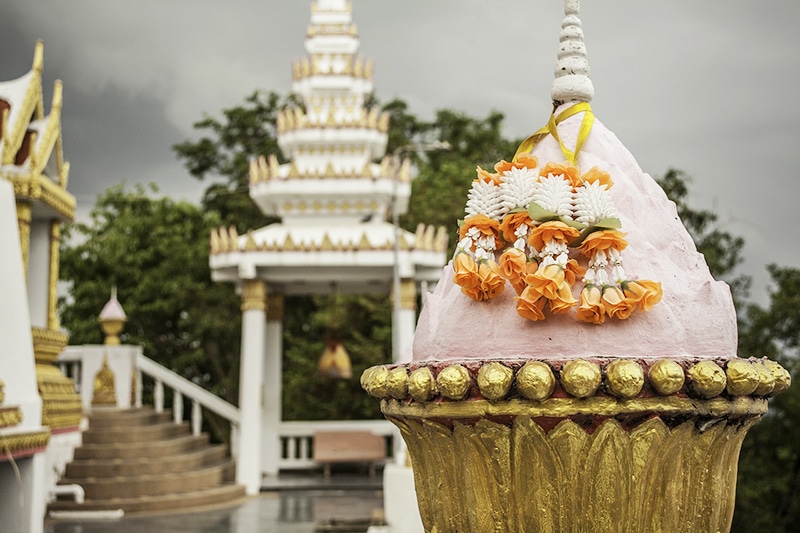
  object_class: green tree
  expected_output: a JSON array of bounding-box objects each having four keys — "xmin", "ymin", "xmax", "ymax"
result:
[
  {"xmin": 172, "ymin": 90, "xmax": 294, "ymax": 231},
  {"xmin": 732, "ymin": 265, "xmax": 800, "ymax": 532},
  {"xmin": 59, "ymin": 184, "xmax": 242, "ymax": 412}
]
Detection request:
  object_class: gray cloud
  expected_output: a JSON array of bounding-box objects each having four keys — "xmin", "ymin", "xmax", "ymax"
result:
[{"xmin": 2, "ymin": 0, "xmax": 798, "ymax": 303}]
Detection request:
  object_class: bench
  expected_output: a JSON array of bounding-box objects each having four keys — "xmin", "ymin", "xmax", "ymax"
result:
[{"xmin": 313, "ymin": 431, "xmax": 386, "ymax": 478}]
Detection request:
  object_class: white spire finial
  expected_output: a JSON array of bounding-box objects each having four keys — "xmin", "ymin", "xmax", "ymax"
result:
[{"xmin": 551, "ymin": 0, "xmax": 594, "ymax": 104}]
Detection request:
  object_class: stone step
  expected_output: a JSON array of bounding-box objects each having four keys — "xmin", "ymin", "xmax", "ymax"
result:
[
  {"xmin": 64, "ymin": 444, "xmax": 229, "ymax": 478},
  {"xmin": 58, "ymin": 459, "xmax": 236, "ymax": 500},
  {"xmin": 81, "ymin": 421, "xmax": 190, "ymax": 444},
  {"xmin": 73, "ymin": 433, "xmax": 210, "ymax": 460},
  {"xmin": 48, "ymin": 483, "xmax": 246, "ymax": 515},
  {"xmin": 85, "ymin": 408, "xmax": 173, "ymax": 428}
]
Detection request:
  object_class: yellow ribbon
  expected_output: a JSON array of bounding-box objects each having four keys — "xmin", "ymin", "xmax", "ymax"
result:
[{"xmin": 513, "ymin": 102, "xmax": 595, "ymax": 164}]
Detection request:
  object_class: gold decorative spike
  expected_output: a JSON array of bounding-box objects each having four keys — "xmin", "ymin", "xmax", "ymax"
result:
[
  {"xmin": 422, "ymin": 225, "xmax": 435, "ymax": 251},
  {"xmin": 321, "ymin": 233, "xmax": 335, "ymax": 251},
  {"xmin": 354, "ymin": 57, "xmax": 363, "ymax": 78},
  {"xmin": 218, "ymin": 226, "xmax": 229, "ymax": 252},
  {"xmin": 301, "ymin": 57, "xmax": 311, "ymax": 77},
  {"xmin": 364, "ymin": 58, "xmax": 374, "ymax": 79},
  {"xmin": 228, "ymin": 226, "xmax": 239, "ymax": 251},
  {"xmin": 326, "ymin": 111, "xmax": 337, "ymax": 127},
  {"xmin": 258, "ymin": 155, "xmax": 269, "ymax": 181},
  {"xmin": 358, "ymin": 108, "xmax": 367, "ymax": 127},
  {"xmin": 244, "ymin": 231, "xmax": 258, "ymax": 252},
  {"xmin": 358, "ymin": 233, "xmax": 372, "ymax": 250},
  {"xmin": 398, "ymin": 157, "xmax": 412, "ymax": 182},
  {"xmin": 380, "ymin": 157, "xmax": 391, "ymax": 178},
  {"xmin": 276, "ymin": 111, "xmax": 285, "ymax": 133},
  {"xmin": 33, "ymin": 40, "xmax": 44, "ymax": 72},
  {"xmin": 360, "ymin": 162, "xmax": 372, "ymax": 177},
  {"xmin": 28, "ymin": 131, "xmax": 38, "ymax": 169},
  {"xmin": 294, "ymin": 107, "xmax": 305, "ymax": 127},
  {"xmin": 367, "ymin": 108, "xmax": 378, "ymax": 129},
  {"xmin": 209, "ymin": 228, "xmax": 220, "ymax": 254},
  {"xmin": 268, "ymin": 154, "xmax": 280, "ymax": 177},
  {"xmin": 292, "ymin": 60, "xmax": 300, "ymax": 80},
  {"xmin": 248, "ymin": 158, "xmax": 259, "ymax": 184},
  {"xmin": 91, "ymin": 355, "xmax": 117, "ymax": 407},
  {"xmin": 435, "ymin": 226, "xmax": 449, "ymax": 252},
  {"xmin": 282, "ymin": 233, "xmax": 297, "ymax": 251},
  {"xmin": 311, "ymin": 54, "xmax": 321, "ymax": 75},
  {"xmin": 397, "ymin": 233, "xmax": 410, "ymax": 250},
  {"xmin": 378, "ymin": 112, "xmax": 390, "ymax": 133},
  {"xmin": 325, "ymin": 163, "xmax": 336, "ymax": 177},
  {"xmin": 288, "ymin": 163, "xmax": 300, "ymax": 178},
  {"xmin": 414, "ymin": 224, "xmax": 425, "ymax": 248}
]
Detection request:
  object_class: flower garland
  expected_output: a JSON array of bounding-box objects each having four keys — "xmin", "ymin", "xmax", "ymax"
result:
[{"xmin": 453, "ymin": 155, "xmax": 662, "ymax": 324}]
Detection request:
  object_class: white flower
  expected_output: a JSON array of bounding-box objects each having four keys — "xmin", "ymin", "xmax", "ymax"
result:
[
  {"xmin": 574, "ymin": 181, "xmax": 618, "ymax": 225},
  {"xmin": 498, "ymin": 166, "xmax": 538, "ymax": 213},
  {"xmin": 465, "ymin": 179, "xmax": 503, "ymax": 219},
  {"xmin": 532, "ymin": 174, "xmax": 575, "ymax": 219}
]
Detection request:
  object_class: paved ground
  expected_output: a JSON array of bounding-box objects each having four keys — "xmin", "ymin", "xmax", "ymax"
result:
[{"xmin": 45, "ymin": 488, "xmax": 384, "ymax": 533}]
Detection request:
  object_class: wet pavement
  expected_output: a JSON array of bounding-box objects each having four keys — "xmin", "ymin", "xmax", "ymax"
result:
[{"xmin": 45, "ymin": 488, "xmax": 384, "ymax": 533}]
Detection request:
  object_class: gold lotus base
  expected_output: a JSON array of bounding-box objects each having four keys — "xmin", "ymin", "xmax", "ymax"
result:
[
  {"xmin": 383, "ymin": 397, "xmax": 766, "ymax": 533},
  {"xmin": 37, "ymin": 363, "xmax": 82, "ymax": 430}
]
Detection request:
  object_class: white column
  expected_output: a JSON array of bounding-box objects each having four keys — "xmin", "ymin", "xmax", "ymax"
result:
[
  {"xmin": 237, "ymin": 279, "xmax": 266, "ymax": 495},
  {"xmin": 392, "ymin": 279, "xmax": 417, "ymax": 364},
  {"xmin": 261, "ymin": 294, "xmax": 283, "ymax": 477}
]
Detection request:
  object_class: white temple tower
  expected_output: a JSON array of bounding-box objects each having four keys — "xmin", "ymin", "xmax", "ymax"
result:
[{"xmin": 210, "ymin": 0, "xmax": 447, "ymax": 495}]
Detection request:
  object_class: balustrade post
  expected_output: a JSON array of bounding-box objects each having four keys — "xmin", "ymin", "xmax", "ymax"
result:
[
  {"xmin": 154, "ymin": 380, "xmax": 164, "ymax": 413},
  {"xmin": 191, "ymin": 401, "xmax": 202, "ymax": 436},
  {"xmin": 134, "ymin": 368, "xmax": 142, "ymax": 408},
  {"xmin": 230, "ymin": 424, "xmax": 240, "ymax": 459},
  {"xmin": 173, "ymin": 391, "xmax": 183, "ymax": 424}
]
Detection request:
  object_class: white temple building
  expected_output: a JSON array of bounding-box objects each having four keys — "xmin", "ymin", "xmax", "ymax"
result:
[{"xmin": 209, "ymin": 0, "xmax": 447, "ymax": 495}]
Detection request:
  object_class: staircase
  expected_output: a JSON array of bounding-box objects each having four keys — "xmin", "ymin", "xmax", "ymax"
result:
[{"xmin": 49, "ymin": 408, "xmax": 246, "ymax": 515}]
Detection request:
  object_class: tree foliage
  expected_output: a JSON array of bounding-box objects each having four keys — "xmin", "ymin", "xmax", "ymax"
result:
[{"xmin": 60, "ymin": 184, "xmax": 241, "ymax": 404}]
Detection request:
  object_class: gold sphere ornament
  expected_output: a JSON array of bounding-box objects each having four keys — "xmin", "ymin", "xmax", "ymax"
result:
[
  {"xmin": 437, "ymin": 365, "xmax": 471, "ymax": 400},
  {"xmin": 725, "ymin": 359, "xmax": 759, "ymax": 396},
  {"xmin": 765, "ymin": 359, "xmax": 792, "ymax": 394},
  {"xmin": 561, "ymin": 359, "xmax": 602, "ymax": 398},
  {"xmin": 386, "ymin": 367, "xmax": 409, "ymax": 400},
  {"xmin": 752, "ymin": 361, "xmax": 776, "ymax": 396},
  {"xmin": 516, "ymin": 361, "xmax": 555, "ymax": 401},
  {"xmin": 408, "ymin": 367, "xmax": 438, "ymax": 403},
  {"xmin": 605, "ymin": 360, "xmax": 645, "ymax": 399},
  {"xmin": 362, "ymin": 366, "xmax": 389, "ymax": 398},
  {"xmin": 477, "ymin": 363, "xmax": 513, "ymax": 400},
  {"xmin": 648, "ymin": 359, "xmax": 685, "ymax": 395},
  {"xmin": 687, "ymin": 361, "xmax": 726, "ymax": 398}
]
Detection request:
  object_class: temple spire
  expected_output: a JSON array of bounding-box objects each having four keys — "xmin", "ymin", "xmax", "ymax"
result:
[{"xmin": 551, "ymin": 0, "xmax": 594, "ymax": 104}]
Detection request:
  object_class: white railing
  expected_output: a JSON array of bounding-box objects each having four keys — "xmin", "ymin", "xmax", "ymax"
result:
[
  {"xmin": 58, "ymin": 347, "xmax": 395, "ymax": 473},
  {"xmin": 136, "ymin": 354, "xmax": 242, "ymax": 444},
  {"xmin": 278, "ymin": 419, "xmax": 395, "ymax": 470}
]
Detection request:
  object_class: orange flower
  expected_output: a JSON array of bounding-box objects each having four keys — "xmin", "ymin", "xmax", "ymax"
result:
[
  {"xmin": 476, "ymin": 165, "xmax": 502, "ymax": 185},
  {"xmin": 528, "ymin": 221, "xmax": 581, "ymax": 251},
  {"xmin": 479, "ymin": 260, "xmax": 506, "ymax": 300},
  {"xmin": 527, "ymin": 263, "xmax": 567, "ymax": 301},
  {"xmin": 602, "ymin": 285, "xmax": 636, "ymax": 320},
  {"xmin": 622, "ymin": 280, "xmax": 663, "ymax": 312},
  {"xmin": 499, "ymin": 212, "xmax": 533, "ymax": 243},
  {"xmin": 499, "ymin": 248, "xmax": 529, "ymax": 295},
  {"xmin": 581, "ymin": 166, "xmax": 614, "ymax": 189},
  {"xmin": 579, "ymin": 229, "xmax": 628, "ymax": 257},
  {"xmin": 576, "ymin": 284, "xmax": 606, "ymax": 324},
  {"xmin": 453, "ymin": 253, "xmax": 480, "ymax": 291},
  {"xmin": 459, "ymin": 214, "xmax": 501, "ymax": 245},
  {"xmin": 564, "ymin": 259, "xmax": 585, "ymax": 286},
  {"xmin": 540, "ymin": 161, "xmax": 582, "ymax": 188},
  {"xmin": 549, "ymin": 281, "xmax": 577, "ymax": 314},
  {"xmin": 495, "ymin": 154, "xmax": 539, "ymax": 174},
  {"xmin": 515, "ymin": 286, "xmax": 547, "ymax": 322}
]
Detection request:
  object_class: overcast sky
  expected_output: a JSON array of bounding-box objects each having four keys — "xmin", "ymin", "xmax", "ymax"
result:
[{"xmin": 2, "ymin": 0, "xmax": 798, "ymax": 305}]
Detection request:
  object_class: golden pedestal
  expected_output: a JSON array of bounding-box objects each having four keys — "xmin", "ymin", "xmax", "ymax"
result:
[
  {"xmin": 363, "ymin": 357, "xmax": 790, "ymax": 533},
  {"xmin": 32, "ymin": 327, "xmax": 83, "ymax": 430}
]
